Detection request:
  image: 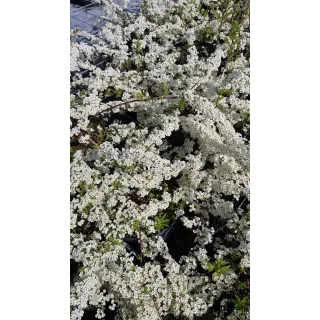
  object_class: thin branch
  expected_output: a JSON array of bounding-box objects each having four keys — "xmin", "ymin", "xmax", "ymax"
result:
[
  {"xmin": 144, "ymin": 142, "xmax": 155, "ymax": 152},
  {"xmin": 71, "ymin": 95, "xmax": 179, "ymax": 143},
  {"xmin": 94, "ymin": 95, "xmax": 178, "ymax": 117},
  {"xmin": 138, "ymin": 222, "xmax": 143, "ymax": 263}
]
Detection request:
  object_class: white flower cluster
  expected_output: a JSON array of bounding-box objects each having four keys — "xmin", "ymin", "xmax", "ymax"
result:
[{"xmin": 70, "ymin": 0, "xmax": 250, "ymax": 319}]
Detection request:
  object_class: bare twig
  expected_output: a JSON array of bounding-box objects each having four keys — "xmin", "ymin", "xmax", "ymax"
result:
[
  {"xmin": 94, "ymin": 95, "xmax": 178, "ymax": 117},
  {"xmin": 71, "ymin": 95, "xmax": 179, "ymax": 145},
  {"xmin": 138, "ymin": 222, "xmax": 143, "ymax": 263},
  {"xmin": 144, "ymin": 142, "xmax": 155, "ymax": 152}
]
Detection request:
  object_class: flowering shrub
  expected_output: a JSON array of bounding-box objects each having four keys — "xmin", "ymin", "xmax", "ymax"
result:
[{"xmin": 70, "ymin": 0, "xmax": 250, "ymax": 319}]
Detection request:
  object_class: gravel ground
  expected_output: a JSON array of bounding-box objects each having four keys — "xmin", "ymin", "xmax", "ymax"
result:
[
  {"xmin": 70, "ymin": 2, "xmax": 104, "ymax": 34},
  {"xmin": 70, "ymin": 1, "xmax": 140, "ymax": 34}
]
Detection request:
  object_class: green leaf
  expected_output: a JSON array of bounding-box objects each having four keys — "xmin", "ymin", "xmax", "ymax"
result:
[
  {"xmin": 137, "ymin": 91, "xmax": 144, "ymax": 100},
  {"xmin": 178, "ymin": 98, "xmax": 186, "ymax": 110},
  {"xmin": 132, "ymin": 220, "xmax": 140, "ymax": 232},
  {"xmin": 70, "ymin": 146, "xmax": 75, "ymax": 162},
  {"xmin": 115, "ymin": 88, "xmax": 123, "ymax": 98},
  {"xmin": 232, "ymin": 296, "xmax": 249, "ymax": 311},
  {"xmin": 77, "ymin": 181, "xmax": 87, "ymax": 196},
  {"xmin": 154, "ymin": 213, "xmax": 170, "ymax": 233},
  {"xmin": 136, "ymin": 40, "xmax": 144, "ymax": 55},
  {"xmin": 163, "ymin": 82, "xmax": 170, "ymax": 96},
  {"xmin": 112, "ymin": 179, "xmax": 123, "ymax": 190},
  {"xmin": 217, "ymin": 88, "xmax": 232, "ymax": 97},
  {"xmin": 207, "ymin": 258, "xmax": 231, "ymax": 276},
  {"xmin": 82, "ymin": 202, "xmax": 93, "ymax": 215}
]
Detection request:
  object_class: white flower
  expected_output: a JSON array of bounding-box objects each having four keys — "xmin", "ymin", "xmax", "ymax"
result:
[{"xmin": 70, "ymin": 0, "xmax": 250, "ymax": 318}]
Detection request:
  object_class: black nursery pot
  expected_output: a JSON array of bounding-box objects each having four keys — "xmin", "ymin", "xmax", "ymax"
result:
[
  {"xmin": 123, "ymin": 218, "xmax": 195, "ymax": 265},
  {"xmin": 70, "ymin": 0, "xmax": 93, "ymax": 6},
  {"xmin": 82, "ymin": 304, "xmax": 117, "ymax": 320}
]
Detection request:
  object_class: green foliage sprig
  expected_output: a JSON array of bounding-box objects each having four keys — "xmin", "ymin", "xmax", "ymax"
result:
[
  {"xmin": 232, "ymin": 296, "xmax": 249, "ymax": 312},
  {"xmin": 154, "ymin": 212, "xmax": 170, "ymax": 233},
  {"xmin": 207, "ymin": 258, "xmax": 231, "ymax": 277}
]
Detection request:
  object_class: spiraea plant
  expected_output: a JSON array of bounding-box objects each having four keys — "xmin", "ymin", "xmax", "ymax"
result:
[{"xmin": 70, "ymin": 0, "xmax": 250, "ymax": 319}]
